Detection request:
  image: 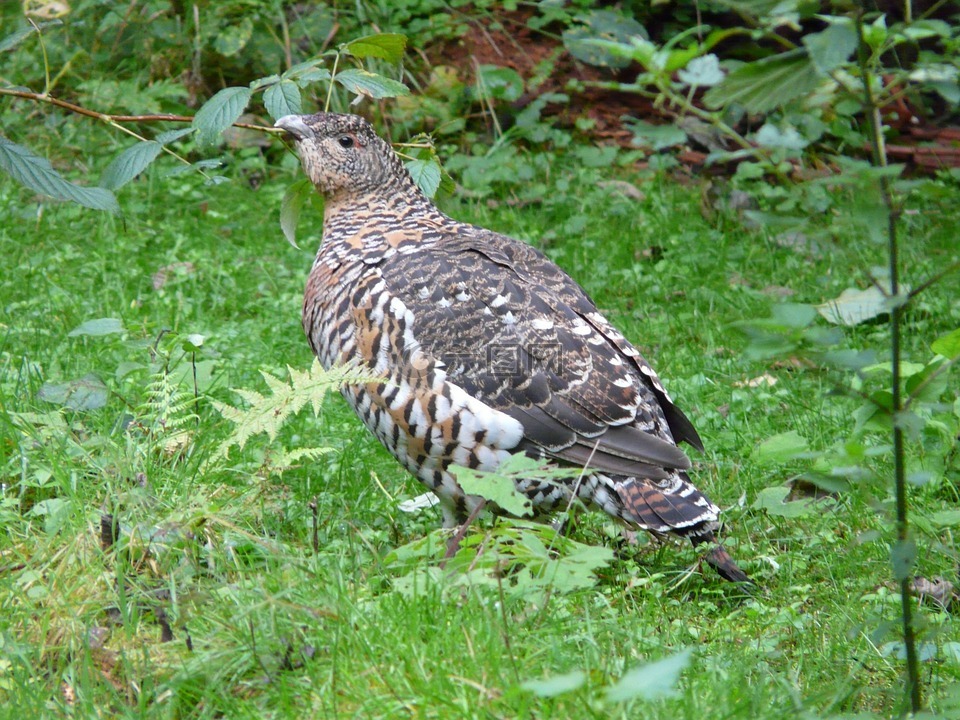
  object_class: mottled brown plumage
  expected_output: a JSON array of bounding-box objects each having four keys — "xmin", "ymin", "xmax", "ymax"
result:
[{"xmin": 276, "ymin": 112, "xmax": 749, "ymax": 583}]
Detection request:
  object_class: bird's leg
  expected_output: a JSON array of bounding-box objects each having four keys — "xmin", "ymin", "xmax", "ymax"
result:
[{"xmin": 439, "ymin": 499, "xmax": 487, "ymax": 569}]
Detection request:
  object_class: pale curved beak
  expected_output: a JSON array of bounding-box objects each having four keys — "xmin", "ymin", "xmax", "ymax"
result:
[{"xmin": 275, "ymin": 115, "xmax": 312, "ymax": 141}]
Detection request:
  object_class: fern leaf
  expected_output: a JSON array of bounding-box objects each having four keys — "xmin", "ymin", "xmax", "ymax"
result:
[{"xmin": 211, "ymin": 360, "xmax": 375, "ymax": 459}]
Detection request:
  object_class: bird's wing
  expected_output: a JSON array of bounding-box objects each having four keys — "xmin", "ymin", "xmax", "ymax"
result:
[{"xmin": 377, "ymin": 228, "xmax": 701, "ymax": 478}]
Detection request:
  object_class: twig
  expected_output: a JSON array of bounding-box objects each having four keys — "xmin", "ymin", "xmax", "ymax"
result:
[{"xmin": 0, "ymin": 88, "xmax": 276, "ymax": 132}]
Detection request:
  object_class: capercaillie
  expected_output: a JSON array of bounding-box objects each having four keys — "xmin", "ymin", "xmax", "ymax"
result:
[{"xmin": 275, "ymin": 112, "xmax": 749, "ymax": 583}]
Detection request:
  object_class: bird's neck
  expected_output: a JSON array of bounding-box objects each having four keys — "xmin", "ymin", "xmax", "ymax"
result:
[{"xmin": 322, "ymin": 182, "xmax": 447, "ymax": 237}]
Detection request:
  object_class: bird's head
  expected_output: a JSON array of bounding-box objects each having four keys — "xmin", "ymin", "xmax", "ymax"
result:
[{"xmin": 275, "ymin": 112, "xmax": 413, "ymax": 199}]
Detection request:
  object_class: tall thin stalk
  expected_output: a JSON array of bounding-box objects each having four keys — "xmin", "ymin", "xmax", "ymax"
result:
[{"xmin": 855, "ymin": 9, "xmax": 922, "ymax": 714}]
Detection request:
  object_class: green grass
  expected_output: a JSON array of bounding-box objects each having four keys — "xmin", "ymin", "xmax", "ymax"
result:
[{"xmin": 1, "ymin": 149, "xmax": 959, "ymax": 719}]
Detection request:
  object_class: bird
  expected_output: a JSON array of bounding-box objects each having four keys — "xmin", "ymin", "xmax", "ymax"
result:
[{"xmin": 275, "ymin": 112, "xmax": 749, "ymax": 583}]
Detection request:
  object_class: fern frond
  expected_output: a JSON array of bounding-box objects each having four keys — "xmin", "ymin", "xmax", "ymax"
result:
[{"xmin": 210, "ymin": 360, "xmax": 375, "ymax": 460}]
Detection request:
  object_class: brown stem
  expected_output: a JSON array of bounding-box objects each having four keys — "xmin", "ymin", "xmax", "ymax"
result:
[{"xmin": 0, "ymin": 88, "xmax": 278, "ymax": 133}]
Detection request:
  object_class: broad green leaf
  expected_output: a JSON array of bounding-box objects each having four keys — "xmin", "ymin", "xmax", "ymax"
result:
[
  {"xmin": 37, "ymin": 374, "xmax": 109, "ymax": 411},
  {"xmin": 817, "ymin": 286, "xmax": 888, "ymax": 326},
  {"xmin": 99, "ymin": 140, "xmax": 162, "ymax": 190},
  {"xmin": 456, "ymin": 469, "xmax": 534, "ymax": 518},
  {"xmin": 68, "ymin": 318, "xmax": 125, "ymax": 337},
  {"xmin": 280, "ymin": 178, "xmax": 313, "ymax": 249},
  {"xmin": 334, "ymin": 69, "xmax": 410, "ymax": 100},
  {"xmin": 192, "ymin": 87, "xmax": 253, "ymax": 145},
  {"xmin": 29, "ymin": 497, "xmax": 72, "ymax": 535},
  {"xmin": 522, "ymin": 671, "xmax": 586, "ymax": 697},
  {"xmin": 931, "ymin": 328, "xmax": 960, "ymax": 359},
  {"xmin": 213, "ymin": 17, "xmax": 253, "ymax": 57},
  {"xmin": 405, "ymin": 158, "xmax": 441, "ymax": 198},
  {"xmin": 343, "ymin": 33, "xmax": 408, "ymax": 63},
  {"xmin": 475, "ymin": 65, "xmax": 524, "ymax": 102},
  {"xmin": 249, "ymin": 74, "xmax": 281, "ymax": 91},
  {"xmin": 0, "ymin": 25, "xmax": 38, "ymax": 53},
  {"xmin": 0, "ymin": 136, "xmax": 119, "ymax": 212},
  {"xmin": 562, "ymin": 11, "xmax": 648, "ymax": 69},
  {"xmin": 165, "ymin": 158, "xmax": 223, "ymax": 177},
  {"xmin": 155, "ymin": 128, "xmax": 195, "ymax": 145},
  {"xmin": 606, "ymin": 648, "xmax": 693, "ymax": 702},
  {"xmin": 890, "ymin": 539, "xmax": 916, "ymax": 581},
  {"xmin": 751, "ymin": 486, "xmax": 823, "ymax": 518},
  {"xmin": 802, "ymin": 21, "xmax": 858, "ymax": 75},
  {"xmin": 284, "ymin": 60, "xmax": 332, "ymax": 88},
  {"xmin": 704, "ymin": 52, "xmax": 820, "ymax": 113},
  {"xmin": 930, "ymin": 510, "xmax": 960, "ymax": 528},
  {"xmin": 677, "ymin": 54, "xmax": 724, "ymax": 87},
  {"xmin": 264, "ymin": 80, "xmax": 302, "ymax": 120},
  {"xmin": 626, "ymin": 119, "xmax": 687, "ymax": 150},
  {"xmin": 752, "ymin": 430, "xmax": 809, "ymax": 465}
]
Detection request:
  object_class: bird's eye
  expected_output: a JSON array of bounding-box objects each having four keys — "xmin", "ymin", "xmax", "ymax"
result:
[{"xmin": 338, "ymin": 135, "xmax": 354, "ymax": 149}]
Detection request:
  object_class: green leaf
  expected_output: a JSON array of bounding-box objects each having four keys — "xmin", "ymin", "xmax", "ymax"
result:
[
  {"xmin": 521, "ymin": 671, "xmax": 586, "ymax": 697},
  {"xmin": 192, "ymin": 87, "xmax": 253, "ymax": 146},
  {"xmin": 264, "ymin": 80, "xmax": 302, "ymax": 120},
  {"xmin": 625, "ymin": 119, "xmax": 687, "ymax": 150},
  {"xmin": 475, "ymin": 65, "xmax": 524, "ymax": 102},
  {"xmin": 752, "ymin": 430, "xmax": 809, "ymax": 465},
  {"xmin": 68, "ymin": 318, "xmax": 125, "ymax": 337},
  {"xmin": 802, "ymin": 21, "xmax": 858, "ymax": 76},
  {"xmin": 562, "ymin": 10, "xmax": 648, "ymax": 69},
  {"xmin": 932, "ymin": 328, "xmax": 960, "ymax": 359},
  {"xmin": 155, "ymin": 128, "xmax": 195, "ymax": 145},
  {"xmin": 37, "ymin": 374, "xmax": 109, "ymax": 411},
  {"xmin": 891, "ymin": 539, "xmax": 916, "ymax": 581},
  {"xmin": 280, "ymin": 178, "xmax": 314, "ymax": 249},
  {"xmin": 0, "ymin": 135, "xmax": 119, "ymax": 212},
  {"xmin": 213, "ymin": 17, "xmax": 253, "ymax": 57},
  {"xmin": 704, "ymin": 52, "xmax": 820, "ymax": 114},
  {"xmin": 606, "ymin": 648, "xmax": 693, "ymax": 702},
  {"xmin": 677, "ymin": 54, "xmax": 724, "ymax": 87},
  {"xmin": 0, "ymin": 25, "xmax": 38, "ymax": 53},
  {"xmin": 752, "ymin": 486, "xmax": 822, "ymax": 518},
  {"xmin": 817, "ymin": 286, "xmax": 888, "ymax": 326},
  {"xmin": 754, "ymin": 123, "xmax": 808, "ymax": 151},
  {"xmin": 343, "ymin": 33, "xmax": 408, "ymax": 63},
  {"xmin": 456, "ymin": 469, "xmax": 534, "ymax": 518},
  {"xmin": 930, "ymin": 510, "xmax": 960, "ymax": 528},
  {"xmin": 405, "ymin": 158, "xmax": 442, "ymax": 198},
  {"xmin": 334, "ymin": 69, "xmax": 410, "ymax": 100},
  {"xmin": 99, "ymin": 140, "xmax": 162, "ymax": 190}
]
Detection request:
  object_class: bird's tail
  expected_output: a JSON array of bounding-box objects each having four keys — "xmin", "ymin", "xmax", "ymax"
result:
[{"xmin": 691, "ymin": 534, "xmax": 752, "ymax": 584}]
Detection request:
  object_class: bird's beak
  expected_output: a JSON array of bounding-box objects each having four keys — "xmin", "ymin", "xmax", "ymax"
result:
[{"xmin": 275, "ymin": 115, "xmax": 312, "ymax": 141}]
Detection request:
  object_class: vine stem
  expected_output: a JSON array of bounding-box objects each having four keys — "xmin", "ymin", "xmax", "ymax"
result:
[{"xmin": 855, "ymin": 8, "xmax": 922, "ymax": 714}]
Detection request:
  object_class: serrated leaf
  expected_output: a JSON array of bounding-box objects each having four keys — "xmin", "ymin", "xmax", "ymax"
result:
[
  {"xmin": 0, "ymin": 25, "xmax": 38, "ymax": 53},
  {"xmin": 817, "ymin": 286, "xmax": 888, "ymax": 326},
  {"xmin": 0, "ymin": 135, "xmax": 119, "ymax": 212},
  {"xmin": 99, "ymin": 140, "xmax": 162, "ymax": 190},
  {"xmin": 155, "ymin": 128, "xmax": 195, "ymax": 145},
  {"xmin": 343, "ymin": 33, "xmax": 407, "ymax": 63},
  {"xmin": 334, "ymin": 69, "xmax": 410, "ymax": 100},
  {"xmin": 456, "ymin": 469, "xmax": 534, "ymax": 518},
  {"xmin": 606, "ymin": 648, "xmax": 693, "ymax": 702},
  {"xmin": 931, "ymin": 328, "xmax": 960, "ymax": 359},
  {"xmin": 192, "ymin": 87, "xmax": 253, "ymax": 146},
  {"xmin": 677, "ymin": 54, "xmax": 724, "ymax": 87},
  {"xmin": 704, "ymin": 52, "xmax": 820, "ymax": 113},
  {"xmin": 264, "ymin": 80, "xmax": 302, "ymax": 120},
  {"xmin": 803, "ymin": 21, "xmax": 858, "ymax": 75},
  {"xmin": 67, "ymin": 318, "xmax": 125, "ymax": 337},
  {"xmin": 522, "ymin": 671, "xmax": 586, "ymax": 697},
  {"xmin": 37, "ymin": 374, "xmax": 109, "ymax": 411},
  {"xmin": 405, "ymin": 158, "xmax": 441, "ymax": 198},
  {"xmin": 280, "ymin": 178, "xmax": 314, "ymax": 249},
  {"xmin": 752, "ymin": 430, "xmax": 809, "ymax": 465},
  {"xmin": 930, "ymin": 510, "xmax": 960, "ymax": 528}
]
